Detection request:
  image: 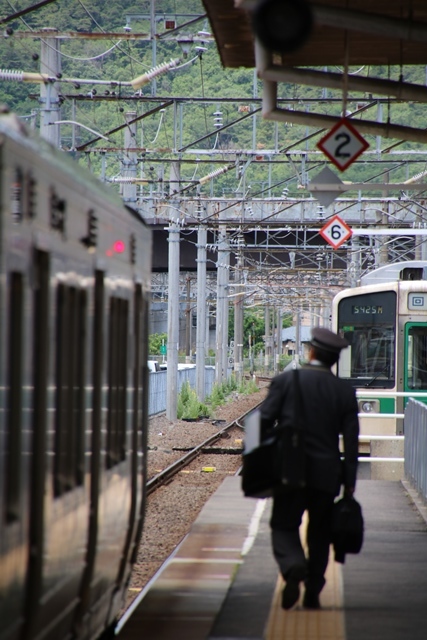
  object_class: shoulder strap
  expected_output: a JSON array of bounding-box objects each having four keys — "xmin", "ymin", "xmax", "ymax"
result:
[{"xmin": 293, "ymin": 369, "xmax": 305, "ymax": 430}]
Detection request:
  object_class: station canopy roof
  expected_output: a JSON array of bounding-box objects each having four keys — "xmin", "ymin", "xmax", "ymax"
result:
[
  {"xmin": 201, "ymin": 1, "xmax": 427, "ymax": 143},
  {"xmin": 202, "ymin": 0, "xmax": 427, "ymax": 69}
]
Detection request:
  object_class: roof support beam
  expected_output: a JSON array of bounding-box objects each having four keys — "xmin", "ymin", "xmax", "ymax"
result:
[
  {"xmin": 262, "ymin": 78, "xmax": 427, "ymax": 144},
  {"xmin": 261, "ymin": 65, "xmax": 427, "ymax": 103},
  {"xmin": 312, "ymin": 3, "xmax": 427, "ymax": 43},
  {"xmin": 256, "ymin": 42, "xmax": 427, "ymax": 144},
  {"xmin": 255, "ymin": 40, "xmax": 427, "ymax": 103}
]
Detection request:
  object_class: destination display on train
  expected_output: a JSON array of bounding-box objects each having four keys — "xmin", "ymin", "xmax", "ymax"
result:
[
  {"xmin": 351, "ymin": 305, "xmax": 383, "ymax": 314},
  {"xmin": 338, "ymin": 291, "xmax": 396, "ymax": 324}
]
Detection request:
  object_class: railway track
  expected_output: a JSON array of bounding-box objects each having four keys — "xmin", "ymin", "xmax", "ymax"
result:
[{"xmin": 146, "ymin": 403, "xmax": 262, "ymax": 495}]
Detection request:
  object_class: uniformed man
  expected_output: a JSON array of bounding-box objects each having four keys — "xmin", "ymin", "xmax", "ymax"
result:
[{"xmin": 260, "ymin": 327, "xmax": 359, "ymax": 610}]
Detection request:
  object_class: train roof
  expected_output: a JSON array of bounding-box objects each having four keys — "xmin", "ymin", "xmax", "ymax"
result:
[
  {"xmin": 0, "ymin": 107, "xmax": 146, "ymax": 227},
  {"xmin": 360, "ymin": 261, "xmax": 427, "ymax": 286}
]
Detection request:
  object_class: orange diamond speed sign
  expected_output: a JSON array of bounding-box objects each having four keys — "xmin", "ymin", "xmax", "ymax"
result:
[
  {"xmin": 317, "ymin": 118, "xmax": 369, "ymax": 171},
  {"xmin": 319, "ymin": 215, "xmax": 352, "ymax": 249}
]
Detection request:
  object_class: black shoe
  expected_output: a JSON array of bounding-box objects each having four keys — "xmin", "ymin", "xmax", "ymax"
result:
[
  {"xmin": 303, "ymin": 590, "xmax": 321, "ymax": 610},
  {"xmin": 281, "ymin": 565, "xmax": 307, "ymax": 610}
]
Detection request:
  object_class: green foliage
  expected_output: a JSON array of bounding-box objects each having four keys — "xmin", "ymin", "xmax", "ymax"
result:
[
  {"xmin": 205, "ymin": 374, "xmax": 258, "ymax": 411},
  {"xmin": 206, "ymin": 383, "xmax": 226, "ymax": 410},
  {"xmin": 149, "ymin": 333, "xmax": 167, "ymax": 355},
  {"xmin": 228, "ymin": 308, "xmax": 293, "ymax": 356},
  {"xmin": 237, "ymin": 377, "xmax": 259, "ymax": 395},
  {"xmin": 2, "ymin": 1, "xmax": 427, "ymax": 200},
  {"xmin": 177, "ymin": 381, "xmax": 210, "ymax": 419}
]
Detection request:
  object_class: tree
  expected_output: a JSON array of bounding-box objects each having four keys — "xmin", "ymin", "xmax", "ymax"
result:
[{"xmin": 149, "ymin": 332, "xmax": 167, "ymax": 355}]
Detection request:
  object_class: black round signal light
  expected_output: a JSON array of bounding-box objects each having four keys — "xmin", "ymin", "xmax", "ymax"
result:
[{"xmin": 252, "ymin": 0, "xmax": 313, "ymax": 53}]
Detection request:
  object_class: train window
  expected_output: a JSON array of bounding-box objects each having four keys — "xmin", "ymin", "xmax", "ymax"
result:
[
  {"xmin": 11, "ymin": 167, "xmax": 23, "ymax": 222},
  {"xmin": 4, "ymin": 273, "xmax": 24, "ymax": 523},
  {"xmin": 130, "ymin": 232, "xmax": 136, "ymax": 265},
  {"xmin": 49, "ymin": 187, "xmax": 66, "ymax": 235},
  {"xmin": 337, "ymin": 291, "xmax": 396, "ymax": 388},
  {"xmin": 406, "ymin": 325, "xmax": 427, "ymax": 390},
  {"xmin": 134, "ymin": 284, "xmax": 149, "ymax": 456},
  {"xmin": 32, "ymin": 250, "xmax": 50, "ymax": 525},
  {"xmin": 106, "ymin": 297, "xmax": 129, "ymax": 468},
  {"xmin": 53, "ymin": 284, "xmax": 87, "ymax": 497},
  {"xmin": 26, "ymin": 172, "xmax": 37, "ymax": 219}
]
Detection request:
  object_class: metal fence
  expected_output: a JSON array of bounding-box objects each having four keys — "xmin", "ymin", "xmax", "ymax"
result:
[
  {"xmin": 404, "ymin": 399, "xmax": 427, "ymax": 502},
  {"xmin": 148, "ymin": 367, "xmax": 216, "ymax": 416}
]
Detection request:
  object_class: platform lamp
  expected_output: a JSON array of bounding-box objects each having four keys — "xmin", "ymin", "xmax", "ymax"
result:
[{"xmin": 252, "ymin": 0, "xmax": 313, "ymax": 53}]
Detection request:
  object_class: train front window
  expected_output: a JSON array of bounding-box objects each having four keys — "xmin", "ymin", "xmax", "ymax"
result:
[
  {"xmin": 406, "ymin": 325, "xmax": 427, "ymax": 390},
  {"xmin": 337, "ymin": 291, "xmax": 396, "ymax": 388}
]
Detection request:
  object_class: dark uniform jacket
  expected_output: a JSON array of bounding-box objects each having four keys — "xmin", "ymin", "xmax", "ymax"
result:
[{"xmin": 259, "ymin": 364, "xmax": 359, "ymax": 495}]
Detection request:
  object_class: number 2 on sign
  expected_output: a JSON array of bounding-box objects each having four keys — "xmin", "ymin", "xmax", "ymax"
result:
[{"xmin": 335, "ymin": 133, "xmax": 351, "ymax": 158}]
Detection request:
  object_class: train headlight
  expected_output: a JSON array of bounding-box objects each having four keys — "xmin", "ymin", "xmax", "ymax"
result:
[{"xmin": 358, "ymin": 399, "xmax": 380, "ymax": 414}]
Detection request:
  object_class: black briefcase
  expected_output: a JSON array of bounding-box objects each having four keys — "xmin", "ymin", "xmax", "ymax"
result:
[
  {"xmin": 241, "ymin": 435, "xmax": 280, "ymax": 498},
  {"xmin": 331, "ymin": 496, "xmax": 364, "ymax": 563},
  {"xmin": 241, "ymin": 369, "xmax": 306, "ymax": 498}
]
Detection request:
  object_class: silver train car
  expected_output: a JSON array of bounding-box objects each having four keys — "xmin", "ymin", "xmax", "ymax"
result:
[{"xmin": 0, "ymin": 108, "xmax": 152, "ymax": 640}]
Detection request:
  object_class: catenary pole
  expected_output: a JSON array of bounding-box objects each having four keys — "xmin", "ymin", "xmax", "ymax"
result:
[
  {"xmin": 216, "ymin": 226, "xmax": 229, "ymax": 385},
  {"xmin": 123, "ymin": 112, "xmax": 138, "ymax": 205},
  {"xmin": 196, "ymin": 225, "xmax": 207, "ymax": 399},
  {"xmin": 234, "ymin": 250, "xmax": 244, "ymax": 384},
  {"xmin": 166, "ymin": 161, "xmax": 181, "ymax": 421},
  {"xmin": 39, "ymin": 28, "xmax": 61, "ymax": 145}
]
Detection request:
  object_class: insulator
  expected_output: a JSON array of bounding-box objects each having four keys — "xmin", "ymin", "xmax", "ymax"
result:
[
  {"xmin": 0, "ymin": 68, "xmax": 24, "ymax": 82},
  {"xmin": 131, "ymin": 59, "xmax": 180, "ymax": 90},
  {"xmin": 198, "ymin": 165, "xmax": 232, "ymax": 185}
]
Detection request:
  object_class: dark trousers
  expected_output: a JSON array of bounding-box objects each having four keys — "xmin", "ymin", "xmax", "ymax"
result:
[{"xmin": 270, "ymin": 486, "xmax": 336, "ymax": 594}]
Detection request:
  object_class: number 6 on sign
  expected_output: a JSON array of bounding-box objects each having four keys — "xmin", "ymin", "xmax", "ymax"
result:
[
  {"xmin": 320, "ymin": 215, "xmax": 352, "ymax": 249},
  {"xmin": 317, "ymin": 118, "xmax": 369, "ymax": 171}
]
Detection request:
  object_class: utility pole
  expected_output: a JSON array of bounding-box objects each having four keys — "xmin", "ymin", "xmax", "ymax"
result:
[
  {"xmin": 222, "ymin": 235, "xmax": 230, "ymax": 381},
  {"xmin": 150, "ymin": 0, "xmax": 157, "ymax": 96},
  {"xmin": 185, "ymin": 276, "xmax": 191, "ymax": 360},
  {"xmin": 264, "ymin": 303, "xmax": 271, "ymax": 373},
  {"xmin": 122, "ymin": 111, "xmax": 138, "ymax": 205},
  {"xmin": 295, "ymin": 310, "xmax": 301, "ymax": 363},
  {"xmin": 379, "ymin": 177, "xmax": 390, "ymax": 267},
  {"xmin": 39, "ymin": 28, "xmax": 61, "ymax": 145},
  {"xmin": 234, "ymin": 249, "xmax": 244, "ymax": 384},
  {"xmin": 349, "ymin": 235, "xmax": 361, "ymax": 287},
  {"xmin": 122, "ymin": 111, "xmax": 138, "ymax": 207},
  {"xmin": 216, "ymin": 226, "xmax": 229, "ymax": 385},
  {"xmin": 196, "ymin": 224, "xmax": 207, "ymax": 399},
  {"xmin": 166, "ymin": 161, "xmax": 181, "ymax": 421},
  {"xmin": 275, "ymin": 308, "xmax": 282, "ymax": 374}
]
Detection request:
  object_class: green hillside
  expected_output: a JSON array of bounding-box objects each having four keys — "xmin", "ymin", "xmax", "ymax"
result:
[{"xmin": 1, "ymin": 0, "xmax": 427, "ymax": 195}]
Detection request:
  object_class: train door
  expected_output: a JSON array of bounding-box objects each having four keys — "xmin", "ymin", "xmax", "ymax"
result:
[{"xmin": 404, "ymin": 323, "xmax": 427, "ymax": 406}]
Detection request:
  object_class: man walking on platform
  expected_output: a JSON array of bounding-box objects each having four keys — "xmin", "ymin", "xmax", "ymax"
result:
[{"xmin": 260, "ymin": 327, "xmax": 359, "ymax": 610}]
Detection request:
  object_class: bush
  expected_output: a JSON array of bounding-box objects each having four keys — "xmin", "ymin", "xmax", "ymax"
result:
[
  {"xmin": 206, "ymin": 383, "xmax": 226, "ymax": 410},
  {"xmin": 237, "ymin": 377, "xmax": 259, "ymax": 395},
  {"xmin": 177, "ymin": 382, "xmax": 210, "ymax": 420}
]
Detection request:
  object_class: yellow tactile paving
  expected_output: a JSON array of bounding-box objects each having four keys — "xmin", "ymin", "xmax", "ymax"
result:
[{"xmin": 265, "ymin": 517, "xmax": 346, "ymax": 640}]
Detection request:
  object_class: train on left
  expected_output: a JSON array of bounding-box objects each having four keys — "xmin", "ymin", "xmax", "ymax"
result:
[{"xmin": 0, "ymin": 106, "xmax": 152, "ymax": 640}]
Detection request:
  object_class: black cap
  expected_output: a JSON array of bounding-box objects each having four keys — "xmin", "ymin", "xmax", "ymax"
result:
[{"xmin": 310, "ymin": 327, "xmax": 349, "ymax": 353}]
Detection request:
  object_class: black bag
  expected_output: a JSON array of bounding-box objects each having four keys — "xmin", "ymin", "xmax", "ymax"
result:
[
  {"xmin": 331, "ymin": 496, "xmax": 364, "ymax": 563},
  {"xmin": 241, "ymin": 434, "xmax": 282, "ymax": 498},
  {"xmin": 241, "ymin": 369, "xmax": 306, "ymax": 498}
]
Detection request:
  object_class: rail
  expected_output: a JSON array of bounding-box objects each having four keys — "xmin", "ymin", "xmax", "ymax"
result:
[{"xmin": 146, "ymin": 404, "xmax": 262, "ymax": 495}]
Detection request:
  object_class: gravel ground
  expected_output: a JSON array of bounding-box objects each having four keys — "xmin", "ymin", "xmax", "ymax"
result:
[{"xmin": 125, "ymin": 384, "xmax": 268, "ymax": 610}]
